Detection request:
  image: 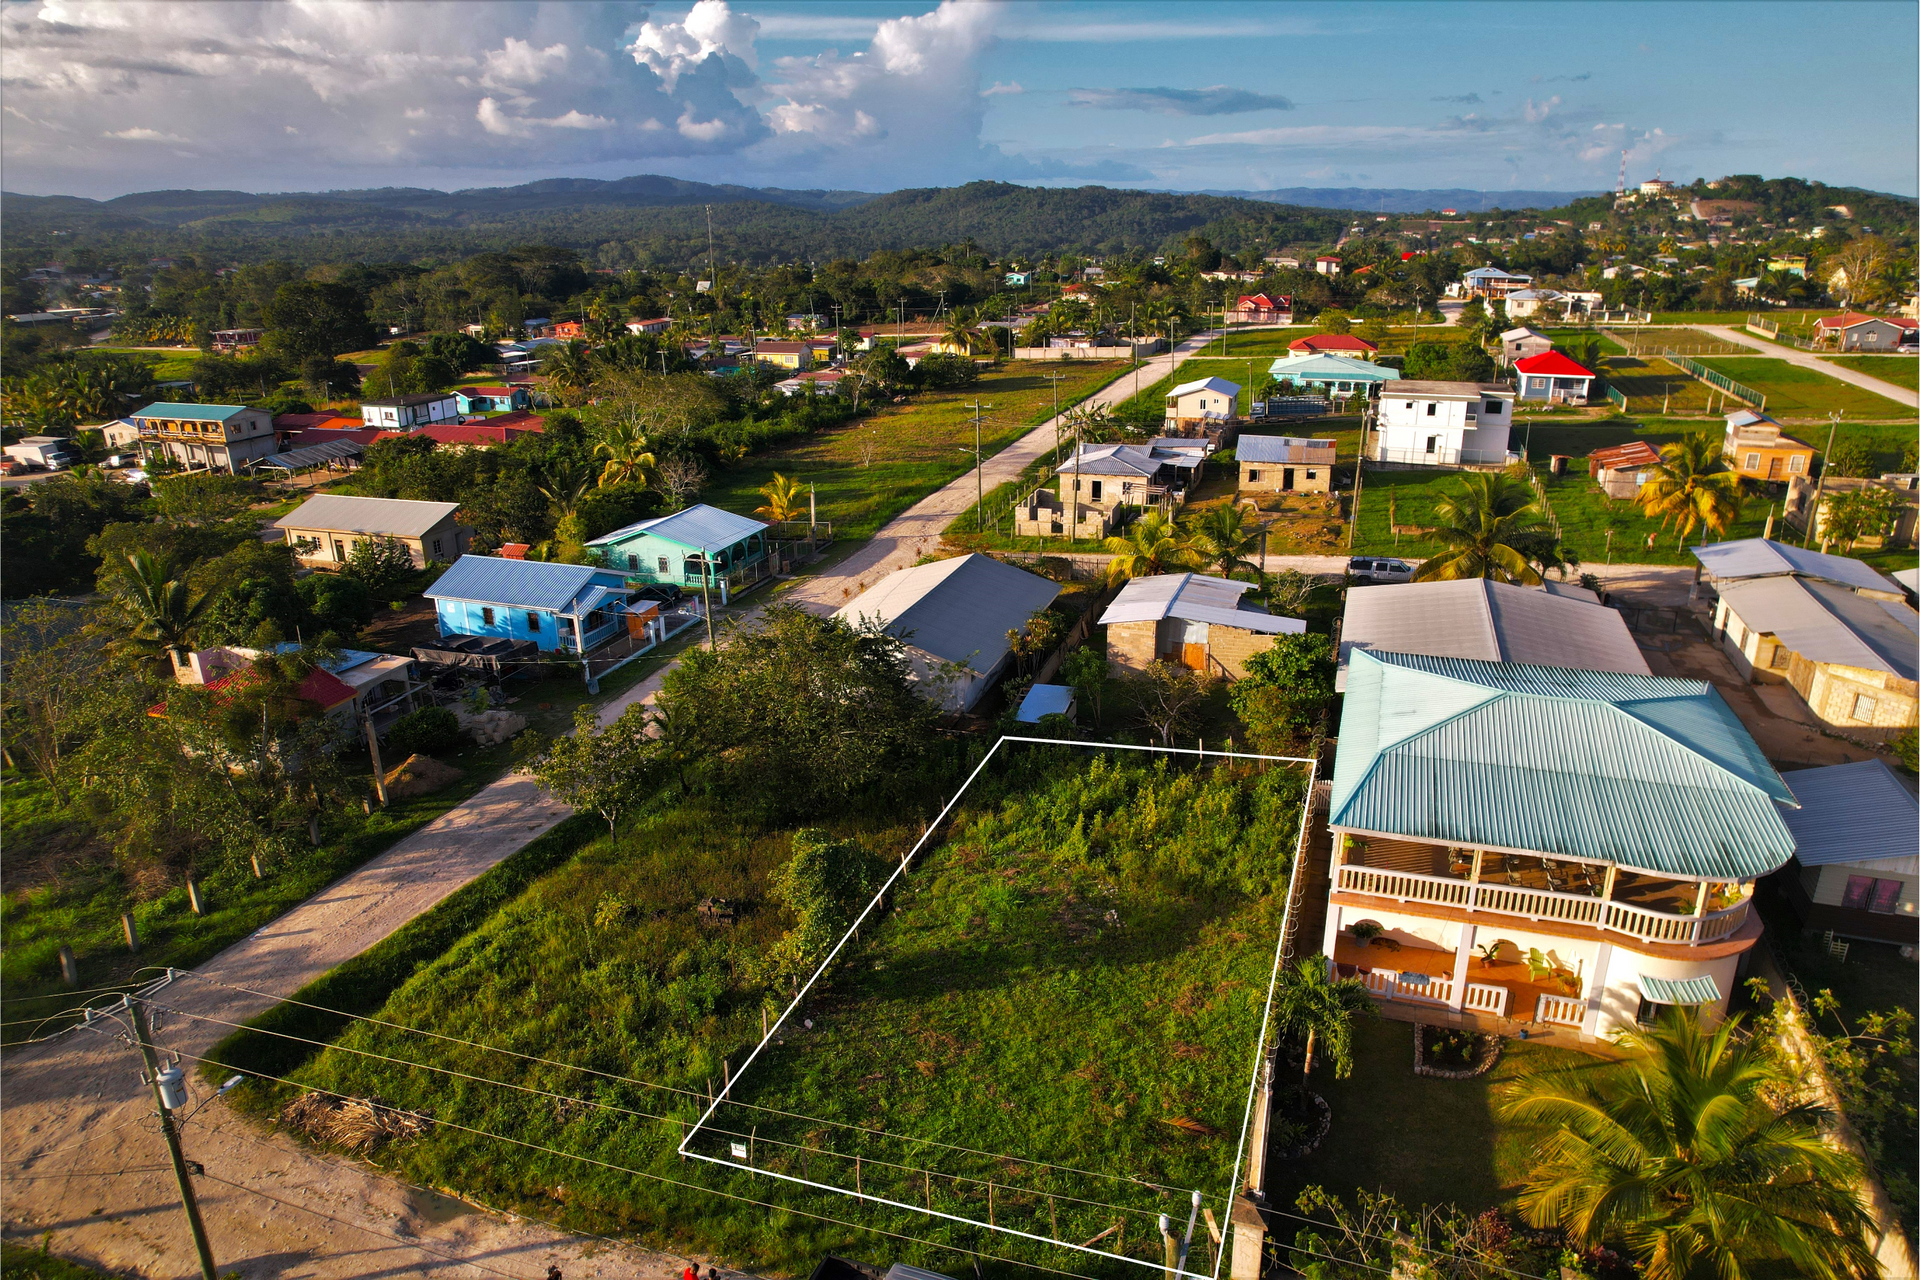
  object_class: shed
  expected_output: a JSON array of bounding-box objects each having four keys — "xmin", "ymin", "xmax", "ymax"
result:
[
  {"xmin": 425, "ymin": 556, "xmax": 634, "ymax": 655},
  {"xmin": 834, "ymin": 554, "xmax": 1061, "ymax": 711},
  {"xmin": 1015, "ymin": 684, "xmax": 1077, "ymax": 724},
  {"xmin": 1236, "ymin": 435, "xmax": 1337, "ymax": 494},
  {"xmin": 1588, "ymin": 440, "xmax": 1662, "ymax": 499},
  {"xmin": 1776, "ymin": 759, "xmax": 1917, "ymax": 943},
  {"xmin": 274, "ymin": 494, "xmax": 469, "ymax": 569},
  {"xmin": 1691, "ymin": 538, "xmax": 1901, "ymax": 597},
  {"xmin": 1100, "ymin": 572, "xmax": 1304, "ymax": 679}
]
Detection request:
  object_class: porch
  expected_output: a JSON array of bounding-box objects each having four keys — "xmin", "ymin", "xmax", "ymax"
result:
[
  {"xmin": 1329, "ymin": 935, "xmax": 1593, "ymax": 1038},
  {"xmin": 1335, "ymin": 833, "xmax": 1752, "ymax": 947}
]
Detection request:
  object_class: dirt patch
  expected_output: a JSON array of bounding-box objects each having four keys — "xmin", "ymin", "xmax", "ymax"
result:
[
  {"xmin": 1656, "ymin": 632, "xmax": 1892, "ymax": 769},
  {"xmin": 382, "ymin": 753, "xmax": 466, "ymax": 798},
  {"xmin": 358, "ymin": 594, "xmax": 443, "ymax": 652}
]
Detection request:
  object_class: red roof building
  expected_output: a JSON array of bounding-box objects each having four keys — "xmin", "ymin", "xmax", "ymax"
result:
[
  {"xmin": 413, "ymin": 415, "xmax": 545, "ymax": 448},
  {"xmin": 1288, "ymin": 334, "xmax": 1378, "ymax": 356},
  {"xmin": 150, "ymin": 662, "xmax": 360, "ymax": 719},
  {"xmin": 1514, "ymin": 351, "xmax": 1597, "ymax": 404},
  {"xmin": 287, "ymin": 426, "xmax": 402, "ymax": 449},
  {"xmin": 1227, "ymin": 293, "xmax": 1293, "ymax": 324}
]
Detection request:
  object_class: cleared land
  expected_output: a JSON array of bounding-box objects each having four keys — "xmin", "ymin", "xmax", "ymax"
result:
[
  {"xmin": 1691, "ymin": 356, "xmax": 1911, "ymax": 419},
  {"xmin": 1825, "ymin": 355, "xmax": 1920, "ymax": 392}
]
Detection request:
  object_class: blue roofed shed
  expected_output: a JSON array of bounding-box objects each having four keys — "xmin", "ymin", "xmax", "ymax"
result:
[
  {"xmin": 1015, "ymin": 684, "xmax": 1077, "ymax": 724},
  {"xmin": 587, "ymin": 503, "xmax": 772, "ymax": 604},
  {"xmin": 425, "ymin": 556, "xmax": 634, "ymax": 654}
]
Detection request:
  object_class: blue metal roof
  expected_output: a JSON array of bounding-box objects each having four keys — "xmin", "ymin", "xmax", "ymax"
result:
[
  {"xmin": 134, "ymin": 402, "xmax": 249, "ymax": 421},
  {"xmin": 1780, "ymin": 760, "xmax": 1919, "ymax": 868},
  {"xmin": 1330, "ymin": 650, "xmax": 1797, "ymax": 880},
  {"xmin": 1639, "ymin": 974, "xmax": 1721, "ymax": 1005},
  {"xmin": 588, "ymin": 503, "xmax": 767, "ymax": 553},
  {"xmin": 1267, "ymin": 352, "xmax": 1396, "ymax": 382},
  {"xmin": 1016, "ymin": 684, "xmax": 1076, "ymax": 723},
  {"xmin": 424, "ymin": 556, "xmax": 622, "ymax": 612}
]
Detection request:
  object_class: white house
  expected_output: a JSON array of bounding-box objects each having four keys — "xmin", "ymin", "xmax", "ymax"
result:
[
  {"xmin": 362, "ymin": 393, "xmax": 459, "ymax": 430},
  {"xmin": 1372, "ymin": 380, "xmax": 1514, "ymax": 467},
  {"xmin": 1503, "ymin": 288, "xmax": 1565, "ymax": 319},
  {"xmin": 1164, "ymin": 376, "xmax": 1241, "ymax": 430}
]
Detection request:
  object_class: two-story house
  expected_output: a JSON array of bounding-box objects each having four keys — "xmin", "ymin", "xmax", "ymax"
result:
[
  {"xmin": 1721, "ymin": 409, "xmax": 1814, "ymax": 485},
  {"xmin": 131, "ymin": 402, "xmax": 277, "ymax": 474},
  {"xmin": 586, "ymin": 503, "xmax": 773, "ymax": 605},
  {"xmin": 362, "ymin": 393, "xmax": 460, "ymax": 430},
  {"xmin": 1227, "ymin": 294, "xmax": 1293, "ymax": 325},
  {"xmin": 1372, "ymin": 380, "xmax": 1514, "ymax": 467},
  {"xmin": 1055, "ymin": 441, "xmax": 1206, "ymax": 521},
  {"xmin": 1164, "ymin": 376, "xmax": 1241, "ymax": 434},
  {"xmin": 1324, "ymin": 649, "xmax": 1796, "ymax": 1041}
]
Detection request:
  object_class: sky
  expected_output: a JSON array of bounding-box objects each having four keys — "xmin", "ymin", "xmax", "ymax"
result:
[{"xmin": 2, "ymin": 0, "xmax": 1915, "ymax": 201}]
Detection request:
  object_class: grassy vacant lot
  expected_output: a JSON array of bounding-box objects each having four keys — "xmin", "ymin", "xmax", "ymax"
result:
[
  {"xmin": 1601, "ymin": 328, "xmax": 1751, "ymax": 359},
  {"xmin": 0, "ymin": 654, "xmax": 667, "ymax": 1042},
  {"xmin": 1599, "ymin": 354, "xmax": 1722, "ymax": 415},
  {"xmin": 1692, "ymin": 356, "xmax": 1911, "ymax": 420},
  {"xmin": 219, "ymin": 751, "xmax": 1308, "ymax": 1278},
  {"xmin": 1266, "ymin": 1016, "xmax": 1599, "ymax": 1217},
  {"xmin": 1825, "ymin": 355, "xmax": 1920, "ymax": 391},
  {"xmin": 700, "ymin": 362, "xmax": 1123, "ymax": 541}
]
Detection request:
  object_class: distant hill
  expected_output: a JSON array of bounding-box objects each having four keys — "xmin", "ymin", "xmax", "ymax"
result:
[{"xmin": 1207, "ymin": 187, "xmax": 1608, "ymax": 214}]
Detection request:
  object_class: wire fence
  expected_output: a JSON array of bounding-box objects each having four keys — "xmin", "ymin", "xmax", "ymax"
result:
[
  {"xmin": 1663, "ymin": 351, "xmax": 1766, "ymax": 411},
  {"xmin": 1746, "ymin": 314, "xmax": 1779, "ymax": 337},
  {"xmin": 1604, "ymin": 384, "xmax": 1629, "ymax": 413}
]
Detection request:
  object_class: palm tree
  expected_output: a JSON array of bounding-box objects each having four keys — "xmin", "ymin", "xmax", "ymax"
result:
[
  {"xmin": 109, "ymin": 550, "xmax": 210, "ymax": 670},
  {"xmin": 942, "ymin": 311, "xmax": 988, "ymax": 357},
  {"xmin": 1271, "ymin": 957, "xmax": 1375, "ymax": 1087},
  {"xmin": 755, "ymin": 472, "xmax": 805, "ymax": 525},
  {"xmin": 1103, "ymin": 511, "xmax": 1195, "ymax": 584},
  {"xmin": 1637, "ymin": 432, "xmax": 1745, "ymax": 546},
  {"xmin": 539, "ymin": 340, "xmax": 596, "ymax": 398},
  {"xmin": 1410, "ymin": 473, "xmax": 1547, "ymax": 585},
  {"xmin": 1186, "ymin": 505, "xmax": 1263, "ymax": 581},
  {"xmin": 1498, "ymin": 1010, "xmax": 1877, "ymax": 1280},
  {"xmin": 594, "ymin": 420, "xmax": 657, "ymax": 489}
]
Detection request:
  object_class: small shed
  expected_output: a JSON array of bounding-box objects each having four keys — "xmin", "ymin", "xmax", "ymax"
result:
[
  {"xmin": 1237, "ymin": 435, "xmax": 1336, "ymax": 494},
  {"xmin": 1015, "ymin": 684, "xmax": 1077, "ymax": 724},
  {"xmin": 1164, "ymin": 377, "xmax": 1241, "ymax": 431},
  {"xmin": 1100, "ymin": 572, "xmax": 1305, "ymax": 679},
  {"xmin": 1499, "ymin": 327, "xmax": 1553, "ymax": 361},
  {"xmin": 1588, "ymin": 440, "xmax": 1662, "ymax": 499},
  {"xmin": 1776, "ymin": 759, "xmax": 1917, "ymax": 943}
]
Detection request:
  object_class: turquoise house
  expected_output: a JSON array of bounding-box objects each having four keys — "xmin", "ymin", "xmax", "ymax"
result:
[
  {"xmin": 587, "ymin": 503, "xmax": 772, "ymax": 604},
  {"xmin": 425, "ymin": 556, "xmax": 633, "ymax": 654},
  {"xmin": 1267, "ymin": 351, "xmax": 1396, "ymax": 398}
]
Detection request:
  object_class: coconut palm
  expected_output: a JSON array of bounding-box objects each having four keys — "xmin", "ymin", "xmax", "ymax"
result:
[
  {"xmin": 755, "ymin": 472, "xmax": 805, "ymax": 525},
  {"xmin": 1637, "ymin": 432, "xmax": 1745, "ymax": 546},
  {"xmin": 1103, "ymin": 511, "xmax": 1195, "ymax": 584},
  {"xmin": 109, "ymin": 550, "xmax": 210, "ymax": 669},
  {"xmin": 1271, "ymin": 956, "xmax": 1376, "ymax": 1086},
  {"xmin": 942, "ymin": 311, "xmax": 988, "ymax": 357},
  {"xmin": 1186, "ymin": 504, "xmax": 1264, "ymax": 581},
  {"xmin": 594, "ymin": 419, "xmax": 657, "ymax": 489},
  {"xmin": 539, "ymin": 340, "xmax": 596, "ymax": 398},
  {"xmin": 1410, "ymin": 473, "xmax": 1546, "ymax": 585},
  {"xmin": 1498, "ymin": 1010, "xmax": 1878, "ymax": 1280}
]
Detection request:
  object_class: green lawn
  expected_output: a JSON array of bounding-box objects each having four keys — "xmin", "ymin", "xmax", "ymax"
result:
[
  {"xmin": 1599, "ymin": 355, "xmax": 1722, "ymax": 415},
  {"xmin": 699, "ymin": 362, "xmax": 1125, "ymax": 542},
  {"xmin": 1692, "ymin": 357, "xmax": 1911, "ymax": 420},
  {"xmin": 1266, "ymin": 1016, "xmax": 1602, "ymax": 1218},
  {"xmin": 1825, "ymin": 355, "xmax": 1920, "ymax": 391},
  {"xmin": 0, "ymin": 1241, "xmax": 115, "ymax": 1280}
]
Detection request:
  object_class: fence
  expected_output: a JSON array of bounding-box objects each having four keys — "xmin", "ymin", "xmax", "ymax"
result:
[
  {"xmin": 1593, "ymin": 308, "xmax": 1653, "ymax": 325},
  {"xmin": 1604, "ymin": 384, "xmax": 1629, "ymax": 412},
  {"xmin": 1663, "ymin": 350, "xmax": 1766, "ymax": 410},
  {"xmin": 1523, "ymin": 464, "xmax": 1563, "ymax": 538},
  {"xmin": 1746, "ymin": 314, "xmax": 1779, "ymax": 337}
]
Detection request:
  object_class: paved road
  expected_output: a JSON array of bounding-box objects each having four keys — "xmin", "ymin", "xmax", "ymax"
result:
[{"xmin": 1684, "ymin": 324, "xmax": 1917, "ymax": 409}]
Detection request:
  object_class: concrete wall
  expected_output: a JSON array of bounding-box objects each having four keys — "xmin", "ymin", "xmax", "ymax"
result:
[
  {"xmin": 1240, "ymin": 461, "xmax": 1331, "ymax": 494},
  {"xmin": 1106, "ymin": 620, "xmax": 1158, "ymax": 675},
  {"xmin": 1207, "ymin": 624, "xmax": 1278, "ymax": 680}
]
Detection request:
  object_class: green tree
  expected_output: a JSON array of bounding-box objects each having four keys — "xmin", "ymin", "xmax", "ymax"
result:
[
  {"xmin": 527, "ymin": 705, "xmax": 659, "ymax": 836},
  {"xmin": 1498, "ymin": 1010, "xmax": 1878, "ymax": 1280},
  {"xmin": 1637, "ymin": 433, "xmax": 1745, "ymax": 546},
  {"xmin": 1103, "ymin": 510, "xmax": 1195, "ymax": 584},
  {"xmin": 1271, "ymin": 956, "xmax": 1376, "ymax": 1085},
  {"xmin": 594, "ymin": 419, "xmax": 658, "ymax": 489},
  {"xmin": 1060, "ymin": 643, "xmax": 1108, "ymax": 726},
  {"xmin": 262, "ymin": 280, "xmax": 375, "ymax": 363},
  {"xmin": 754, "ymin": 472, "xmax": 804, "ymax": 524},
  {"xmin": 1186, "ymin": 504, "xmax": 1263, "ymax": 580},
  {"xmin": 1410, "ymin": 473, "xmax": 1546, "ymax": 584},
  {"xmin": 1824, "ymin": 441, "xmax": 1875, "ymax": 478},
  {"xmin": 1820, "ymin": 486, "xmax": 1906, "ymax": 549},
  {"xmin": 151, "ymin": 472, "xmax": 264, "ymax": 527},
  {"xmin": 295, "ymin": 573, "xmax": 374, "ymax": 641},
  {"xmin": 342, "ymin": 536, "xmax": 418, "ymax": 600},
  {"xmin": 763, "ymin": 829, "xmax": 885, "ymax": 990},
  {"xmin": 107, "ymin": 551, "xmax": 211, "ymax": 670},
  {"xmin": 1228, "ymin": 634, "xmax": 1336, "ymax": 753},
  {"xmin": 539, "ymin": 340, "xmax": 596, "ymax": 398}
]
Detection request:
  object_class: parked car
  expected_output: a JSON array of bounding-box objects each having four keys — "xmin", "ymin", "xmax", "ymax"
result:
[
  {"xmin": 1348, "ymin": 556, "xmax": 1415, "ymax": 584},
  {"xmin": 631, "ymin": 583, "xmax": 685, "ymax": 607}
]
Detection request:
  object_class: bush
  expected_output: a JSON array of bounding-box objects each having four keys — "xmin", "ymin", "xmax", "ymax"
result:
[{"xmin": 384, "ymin": 706, "xmax": 466, "ymax": 758}]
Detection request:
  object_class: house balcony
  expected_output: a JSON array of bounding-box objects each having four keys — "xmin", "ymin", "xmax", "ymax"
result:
[
  {"xmin": 1329, "ymin": 936, "xmax": 1590, "ymax": 1031},
  {"xmin": 1333, "ymin": 835, "xmax": 1752, "ymax": 948}
]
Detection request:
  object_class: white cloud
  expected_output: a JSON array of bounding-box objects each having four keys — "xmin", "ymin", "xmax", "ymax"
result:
[
  {"xmin": 981, "ymin": 80, "xmax": 1024, "ymax": 97},
  {"xmin": 104, "ymin": 126, "xmax": 186, "ymax": 142}
]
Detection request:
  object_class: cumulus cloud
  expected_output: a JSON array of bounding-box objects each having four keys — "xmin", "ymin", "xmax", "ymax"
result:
[
  {"xmin": 981, "ymin": 81, "xmax": 1024, "ymax": 97},
  {"xmin": 1069, "ymin": 86, "xmax": 1294, "ymax": 116}
]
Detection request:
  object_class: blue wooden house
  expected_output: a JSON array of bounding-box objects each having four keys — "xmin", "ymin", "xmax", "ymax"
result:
[
  {"xmin": 424, "ymin": 556, "xmax": 634, "ymax": 655},
  {"xmin": 453, "ymin": 384, "xmax": 532, "ymax": 414},
  {"xmin": 586, "ymin": 504, "xmax": 772, "ymax": 605}
]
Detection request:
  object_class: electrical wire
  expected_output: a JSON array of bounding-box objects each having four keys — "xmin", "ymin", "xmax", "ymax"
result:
[{"xmin": 2, "ymin": 984, "xmax": 151, "ymax": 1004}]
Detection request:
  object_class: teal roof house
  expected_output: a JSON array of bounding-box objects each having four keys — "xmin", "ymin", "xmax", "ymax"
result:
[
  {"xmin": 1320, "ymin": 649, "xmax": 1797, "ymax": 1044},
  {"xmin": 1267, "ymin": 351, "xmax": 1396, "ymax": 398},
  {"xmin": 587, "ymin": 503, "xmax": 772, "ymax": 605}
]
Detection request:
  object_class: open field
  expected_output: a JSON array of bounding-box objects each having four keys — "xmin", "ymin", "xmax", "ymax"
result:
[
  {"xmin": 218, "ymin": 751, "xmax": 1309, "ymax": 1278},
  {"xmin": 1602, "ymin": 328, "xmax": 1753, "ymax": 358},
  {"xmin": 700, "ymin": 362, "xmax": 1124, "ymax": 541},
  {"xmin": 1692, "ymin": 356, "xmax": 1912, "ymax": 420},
  {"xmin": 1598, "ymin": 355, "xmax": 1722, "ymax": 415},
  {"xmin": 1825, "ymin": 355, "xmax": 1920, "ymax": 391}
]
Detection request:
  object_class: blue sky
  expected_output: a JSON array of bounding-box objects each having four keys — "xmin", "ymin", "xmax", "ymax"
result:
[{"xmin": 3, "ymin": 0, "xmax": 1914, "ymax": 199}]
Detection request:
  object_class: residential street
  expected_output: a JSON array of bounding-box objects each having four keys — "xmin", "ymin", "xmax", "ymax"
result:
[{"xmin": 1682, "ymin": 324, "xmax": 1918, "ymax": 409}]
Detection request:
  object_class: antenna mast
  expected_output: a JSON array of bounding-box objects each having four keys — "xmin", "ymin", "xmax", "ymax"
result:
[{"xmin": 1616, "ymin": 151, "xmax": 1627, "ymax": 195}]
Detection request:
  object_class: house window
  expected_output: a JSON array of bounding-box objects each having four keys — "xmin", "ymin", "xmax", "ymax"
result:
[
  {"xmin": 1868, "ymin": 879, "xmax": 1904, "ymax": 913},
  {"xmin": 1305, "ymin": 470, "xmax": 1318, "ymax": 480},
  {"xmin": 1425, "ymin": 402, "xmax": 1437, "ymax": 416},
  {"xmin": 1424, "ymin": 436, "xmax": 1439, "ymax": 455},
  {"xmin": 1744, "ymin": 453, "xmax": 1761, "ymax": 470},
  {"xmin": 657, "ymin": 556, "xmax": 670, "ymax": 574},
  {"xmin": 526, "ymin": 612, "xmax": 542, "ymax": 632},
  {"xmin": 1770, "ymin": 645, "xmax": 1792, "ymax": 669},
  {"xmin": 1851, "ymin": 693, "xmax": 1878, "ymax": 721},
  {"xmin": 1484, "ymin": 400, "xmax": 1502, "ymax": 415},
  {"xmin": 482, "ymin": 607, "xmax": 495, "ymax": 626},
  {"xmin": 1788, "ymin": 455, "xmax": 1805, "ymax": 473},
  {"xmin": 1404, "ymin": 401, "xmax": 1415, "ymax": 410},
  {"xmin": 432, "ymin": 538, "xmax": 443, "ymax": 557},
  {"xmin": 1090, "ymin": 480, "xmax": 1104, "ymax": 501},
  {"xmin": 1248, "ymin": 469, "xmax": 1262, "ymax": 482}
]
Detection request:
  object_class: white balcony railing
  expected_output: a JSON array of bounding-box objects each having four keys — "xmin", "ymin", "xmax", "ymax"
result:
[
  {"xmin": 1356, "ymin": 967, "xmax": 1454, "ymax": 1007},
  {"xmin": 1535, "ymin": 993, "xmax": 1585, "ymax": 1027},
  {"xmin": 1336, "ymin": 863, "xmax": 1750, "ymax": 947},
  {"xmin": 1463, "ymin": 982, "xmax": 1510, "ymax": 1017}
]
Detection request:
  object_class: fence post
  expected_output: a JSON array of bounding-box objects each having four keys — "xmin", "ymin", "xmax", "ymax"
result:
[{"xmin": 122, "ymin": 913, "xmax": 141, "ymax": 953}]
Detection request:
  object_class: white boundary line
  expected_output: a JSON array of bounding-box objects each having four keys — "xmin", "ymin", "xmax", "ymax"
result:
[{"xmin": 676, "ymin": 735, "xmax": 1317, "ymax": 1279}]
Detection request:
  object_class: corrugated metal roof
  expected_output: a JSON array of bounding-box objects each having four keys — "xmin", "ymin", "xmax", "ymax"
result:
[
  {"xmin": 1054, "ymin": 443, "xmax": 1201, "ymax": 478},
  {"xmin": 834, "ymin": 553, "xmax": 1059, "ymax": 674},
  {"xmin": 1100, "ymin": 573, "xmax": 1307, "ymax": 635},
  {"xmin": 275, "ymin": 494, "xmax": 457, "ymax": 538},
  {"xmin": 134, "ymin": 402, "xmax": 251, "ymax": 421},
  {"xmin": 1717, "ymin": 576, "xmax": 1918, "ymax": 679},
  {"xmin": 1267, "ymin": 352, "xmax": 1396, "ymax": 381},
  {"xmin": 1895, "ymin": 567, "xmax": 1918, "ymax": 595},
  {"xmin": 1692, "ymin": 538, "xmax": 1898, "ymax": 594},
  {"xmin": 424, "ymin": 555, "xmax": 620, "ymax": 612},
  {"xmin": 1337, "ymin": 580, "xmax": 1648, "ymax": 690},
  {"xmin": 590, "ymin": 503, "xmax": 767, "ymax": 553},
  {"xmin": 257, "ymin": 440, "xmax": 367, "ymax": 470},
  {"xmin": 1330, "ymin": 650, "xmax": 1796, "ymax": 880},
  {"xmin": 1237, "ymin": 435, "xmax": 1337, "ymax": 464},
  {"xmin": 1168, "ymin": 376, "xmax": 1241, "ymax": 398},
  {"xmin": 1381, "ymin": 380, "xmax": 1514, "ymax": 397},
  {"xmin": 1016, "ymin": 683, "xmax": 1076, "ymax": 723},
  {"xmin": 1780, "ymin": 760, "xmax": 1919, "ymax": 871},
  {"xmin": 1639, "ymin": 974, "xmax": 1721, "ymax": 1005}
]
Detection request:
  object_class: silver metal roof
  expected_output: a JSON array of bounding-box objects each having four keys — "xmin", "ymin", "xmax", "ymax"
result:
[
  {"xmin": 1692, "ymin": 538, "xmax": 1899, "ymax": 594},
  {"xmin": 1716, "ymin": 575, "xmax": 1918, "ymax": 679},
  {"xmin": 1101, "ymin": 573, "xmax": 1307, "ymax": 635},
  {"xmin": 1016, "ymin": 683, "xmax": 1076, "ymax": 722},
  {"xmin": 1382, "ymin": 380, "xmax": 1514, "ymax": 397},
  {"xmin": 834, "ymin": 553, "xmax": 1060, "ymax": 675},
  {"xmin": 1895, "ymin": 567, "xmax": 1919, "ymax": 595},
  {"xmin": 274, "ymin": 493, "xmax": 457, "ymax": 538},
  {"xmin": 1168, "ymin": 376, "xmax": 1241, "ymax": 398},
  {"xmin": 1055, "ymin": 443, "xmax": 1202, "ymax": 478},
  {"xmin": 1236, "ymin": 435, "xmax": 1337, "ymax": 464},
  {"xmin": 589, "ymin": 502, "xmax": 768, "ymax": 553},
  {"xmin": 425, "ymin": 555, "xmax": 625, "ymax": 612},
  {"xmin": 1639, "ymin": 974, "xmax": 1721, "ymax": 1005},
  {"xmin": 1780, "ymin": 760, "xmax": 1918, "ymax": 871},
  {"xmin": 1337, "ymin": 579, "xmax": 1649, "ymax": 690},
  {"xmin": 256, "ymin": 439, "xmax": 366, "ymax": 471},
  {"xmin": 1331, "ymin": 649, "xmax": 1796, "ymax": 880}
]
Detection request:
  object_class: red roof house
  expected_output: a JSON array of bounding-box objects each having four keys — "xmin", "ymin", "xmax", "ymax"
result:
[
  {"xmin": 1288, "ymin": 334, "xmax": 1378, "ymax": 356},
  {"xmin": 1227, "ymin": 293, "xmax": 1294, "ymax": 324},
  {"xmin": 1514, "ymin": 351, "xmax": 1597, "ymax": 404},
  {"xmin": 413, "ymin": 414, "xmax": 545, "ymax": 448},
  {"xmin": 150, "ymin": 662, "xmax": 360, "ymax": 719}
]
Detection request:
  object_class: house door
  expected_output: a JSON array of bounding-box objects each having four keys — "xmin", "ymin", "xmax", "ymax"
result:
[
  {"xmin": 333, "ymin": 540, "xmax": 346, "ymax": 560},
  {"xmin": 1282, "ymin": 468, "xmax": 1296, "ymax": 491},
  {"xmin": 1767, "ymin": 456, "xmax": 1782, "ymax": 480},
  {"xmin": 1180, "ymin": 643, "xmax": 1208, "ymax": 671}
]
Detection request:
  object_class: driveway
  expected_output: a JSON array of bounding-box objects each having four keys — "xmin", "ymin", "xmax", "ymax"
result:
[{"xmin": 1684, "ymin": 325, "xmax": 1918, "ymax": 409}]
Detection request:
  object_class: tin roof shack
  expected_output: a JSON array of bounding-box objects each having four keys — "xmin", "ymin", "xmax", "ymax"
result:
[
  {"xmin": 1335, "ymin": 579, "xmax": 1649, "ymax": 691},
  {"xmin": 1588, "ymin": 440, "xmax": 1663, "ymax": 500},
  {"xmin": 834, "ymin": 553, "xmax": 1061, "ymax": 712},
  {"xmin": 274, "ymin": 494, "xmax": 470, "ymax": 570},
  {"xmin": 1055, "ymin": 441, "xmax": 1206, "ymax": 519},
  {"xmin": 1237, "ymin": 435, "xmax": 1336, "ymax": 494},
  {"xmin": 1100, "ymin": 572, "xmax": 1305, "ymax": 680},
  {"xmin": 425, "ymin": 556, "xmax": 635, "ymax": 657},
  {"xmin": 1775, "ymin": 759, "xmax": 1917, "ymax": 944},
  {"xmin": 587, "ymin": 503, "xmax": 772, "ymax": 606}
]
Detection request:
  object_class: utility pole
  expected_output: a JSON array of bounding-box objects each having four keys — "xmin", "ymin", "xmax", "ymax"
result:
[
  {"xmin": 1041, "ymin": 371, "xmax": 1070, "ymax": 465},
  {"xmin": 705, "ymin": 204, "xmax": 718, "ymax": 308},
  {"xmin": 364, "ymin": 713, "xmax": 387, "ymax": 807},
  {"xmin": 966, "ymin": 401, "xmax": 992, "ymax": 528},
  {"xmin": 1805, "ymin": 411, "xmax": 1842, "ymax": 548},
  {"xmin": 701, "ymin": 554, "xmax": 717, "ymax": 649},
  {"xmin": 130, "ymin": 999, "xmax": 218, "ymax": 1280}
]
